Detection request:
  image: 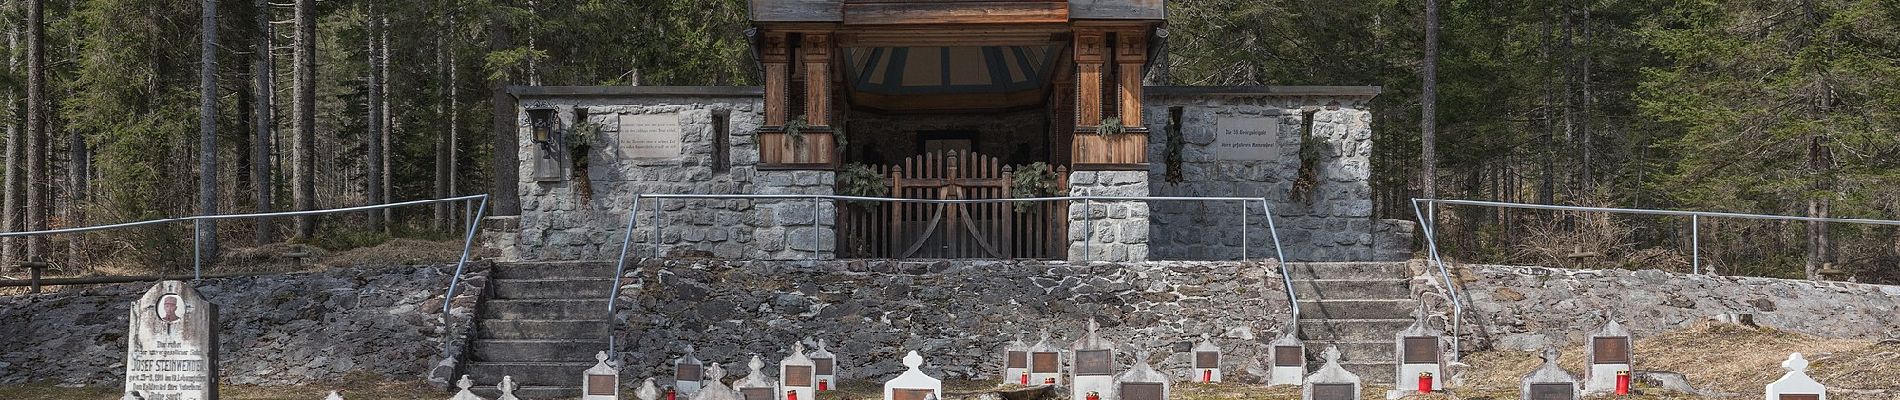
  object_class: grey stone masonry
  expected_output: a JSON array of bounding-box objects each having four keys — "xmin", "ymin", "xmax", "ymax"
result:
[
  {"xmin": 511, "ymin": 87, "xmax": 835, "ymax": 261},
  {"xmin": 1069, "ymin": 170, "xmax": 1151, "ymax": 262}
]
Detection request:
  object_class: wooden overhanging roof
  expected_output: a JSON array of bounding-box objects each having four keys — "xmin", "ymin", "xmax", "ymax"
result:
[{"xmin": 749, "ymin": 0, "xmax": 1165, "ymax": 25}]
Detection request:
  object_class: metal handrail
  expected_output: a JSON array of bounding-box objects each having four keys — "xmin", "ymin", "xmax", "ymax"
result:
[
  {"xmin": 1410, "ymin": 199, "xmax": 1462, "ymax": 362},
  {"xmin": 602, "ymin": 194, "xmax": 1298, "ymax": 357}
]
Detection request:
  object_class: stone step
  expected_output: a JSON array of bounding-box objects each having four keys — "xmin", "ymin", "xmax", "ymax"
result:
[
  {"xmin": 483, "ymin": 299, "xmax": 612, "ymax": 320},
  {"xmin": 1341, "ymin": 361, "xmax": 1397, "ymax": 384},
  {"xmin": 494, "ymin": 261, "xmax": 619, "ymax": 280},
  {"xmin": 472, "ymin": 339, "xmax": 611, "ymax": 362},
  {"xmin": 1290, "ymin": 279, "xmax": 1411, "ymax": 300},
  {"xmin": 1304, "ymin": 340, "xmax": 1395, "ymax": 364},
  {"xmin": 480, "ymin": 319, "xmax": 612, "ymax": 340},
  {"xmin": 465, "ymin": 361, "xmax": 594, "ymax": 391},
  {"xmin": 1296, "ymin": 299, "xmax": 1416, "ymax": 320},
  {"xmin": 493, "ymin": 277, "xmax": 616, "ymax": 300},
  {"xmin": 1283, "ymin": 262, "xmax": 1412, "ymax": 280},
  {"xmin": 1297, "ymin": 319, "xmax": 1416, "ymax": 341},
  {"xmin": 472, "ymin": 386, "xmax": 581, "ymax": 400}
]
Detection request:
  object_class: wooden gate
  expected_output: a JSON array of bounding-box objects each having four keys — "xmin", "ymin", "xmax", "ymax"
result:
[{"xmin": 837, "ymin": 150, "xmax": 1069, "ymax": 259}]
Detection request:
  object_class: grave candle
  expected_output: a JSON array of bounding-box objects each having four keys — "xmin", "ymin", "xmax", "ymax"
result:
[
  {"xmin": 1615, "ymin": 371, "xmax": 1631, "ymax": 395},
  {"xmin": 1418, "ymin": 372, "xmax": 1433, "ymax": 393}
]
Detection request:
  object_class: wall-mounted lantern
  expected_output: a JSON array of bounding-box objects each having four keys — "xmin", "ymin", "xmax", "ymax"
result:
[{"xmin": 528, "ymin": 108, "xmax": 564, "ymax": 181}]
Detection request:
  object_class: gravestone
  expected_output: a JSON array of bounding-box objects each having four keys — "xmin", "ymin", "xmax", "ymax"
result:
[
  {"xmin": 123, "ymin": 280, "xmax": 219, "ymax": 400},
  {"xmin": 1191, "ymin": 334, "xmax": 1222, "ymax": 383},
  {"xmin": 1584, "ymin": 319, "xmax": 1633, "ymax": 394},
  {"xmin": 881, "ymin": 351, "xmax": 943, "ymax": 400},
  {"xmin": 1267, "ymin": 329, "xmax": 1306, "ymax": 387},
  {"xmin": 1116, "ymin": 350, "xmax": 1170, "ymax": 400},
  {"xmin": 637, "ymin": 378, "xmax": 660, "ymax": 400},
  {"xmin": 677, "ymin": 345, "xmax": 706, "ymax": 397},
  {"xmin": 808, "ymin": 338, "xmax": 837, "ymax": 391},
  {"xmin": 582, "ymin": 351, "xmax": 620, "ymax": 400},
  {"xmin": 691, "ymin": 363, "xmax": 742, "ymax": 400},
  {"xmin": 449, "ymin": 375, "xmax": 486, "ymax": 400},
  {"xmin": 734, "ymin": 355, "xmax": 780, "ymax": 400},
  {"xmin": 1028, "ymin": 328, "xmax": 1063, "ymax": 386},
  {"xmin": 1069, "ymin": 319, "xmax": 1117, "ymax": 400},
  {"xmin": 1001, "ymin": 331, "xmax": 1032, "ymax": 385},
  {"xmin": 1300, "ymin": 346, "xmax": 1361, "ymax": 400},
  {"xmin": 1518, "ymin": 347, "xmax": 1580, "ymax": 400},
  {"xmin": 497, "ymin": 376, "xmax": 522, "ymax": 400},
  {"xmin": 1392, "ymin": 307, "xmax": 1443, "ymax": 393},
  {"xmin": 1764, "ymin": 353, "xmax": 1826, "ymax": 400},
  {"xmin": 325, "ymin": 391, "xmax": 343, "ymax": 400},
  {"xmin": 780, "ymin": 341, "xmax": 816, "ymax": 400}
]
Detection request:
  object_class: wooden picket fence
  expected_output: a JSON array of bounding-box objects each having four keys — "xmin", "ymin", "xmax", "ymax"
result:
[{"xmin": 837, "ymin": 150, "xmax": 1068, "ymax": 259}]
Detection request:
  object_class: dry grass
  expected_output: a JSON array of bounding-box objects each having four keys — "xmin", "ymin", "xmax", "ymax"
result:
[{"xmin": 0, "ymin": 379, "xmax": 443, "ymax": 400}]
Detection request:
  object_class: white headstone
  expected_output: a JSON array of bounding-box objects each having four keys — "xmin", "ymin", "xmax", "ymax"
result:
[
  {"xmin": 1267, "ymin": 328, "xmax": 1306, "ymax": 387},
  {"xmin": 124, "ymin": 280, "xmax": 219, "ymax": 400},
  {"xmin": 808, "ymin": 338, "xmax": 838, "ymax": 391},
  {"xmin": 1584, "ymin": 320, "xmax": 1633, "ymax": 394},
  {"xmin": 636, "ymin": 378, "xmax": 661, "ymax": 400},
  {"xmin": 448, "ymin": 375, "xmax": 486, "ymax": 400},
  {"xmin": 582, "ymin": 351, "xmax": 620, "ymax": 400},
  {"xmin": 734, "ymin": 354, "xmax": 781, "ymax": 400},
  {"xmin": 497, "ymin": 376, "xmax": 522, "ymax": 400},
  {"xmin": 1392, "ymin": 307, "xmax": 1444, "ymax": 393},
  {"xmin": 1301, "ymin": 346, "xmax": 1362, "ymax": 400},
  {"xmin": 1764, "ymin": 353, "xmax": 1826, "ymax": 400},
  {"xmin": 779, "ymin": 341, "xmax": 816, "ymax": 400},
  {"xmin": 1519, "ymin": 347, "xmax": 1580, "ymax": 400},
  {"xmin": 1069, "ymin": 319, "xmax": 1117, "ymax": 400},
  {"xmin": 881, "ymin": 351, "xmax": 943, "ymax": 400},
  {"xmin": 1116, "ymin": 350, "xmax": 1170, "ymax": 400},
  {"xmin": 1001, "ymin": 330, "xmax": 1032, "ymax": 385},
  {"xmin": 691, "ymin": 363, "xmax": 742, "ymax": 400},
  {"xmin": 324, "ymin": 391, "xmax": 344, "ymax": 400},
  {"xmin": 1027, "ymin": 328, "xmax": 1063, "ymax": 386},
  {"xmin": 1190, "ymin": 334, "xmax": 1222, "ymax": 383},
  {"xmin": 677, "ymin": 345, "xmax": 706, "ymax": 396}
]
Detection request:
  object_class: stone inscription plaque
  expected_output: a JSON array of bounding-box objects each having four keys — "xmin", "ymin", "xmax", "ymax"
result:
[
  {"xmin": 742, "ymin": 388, "xmax": 775, "ymax": 400},
  {"xmin": 1074, "ymin": 350, "xmax": 1112, "ymax": 376},
  {"xmin": 677, "ymin": 364, "xmax": 703, "ymax": 382},
  {"xmin": 1529, "ymin": 383, "xmax": 1575, "ymax": 400},
  {"xmin": 813, "ymin": 358, "xmax": 835, "ymax": 376},
  {"xmin": 1592, "ymin": 337, "xmax": 1630, "ymax": 364},
  {"xmin": 1273, "ymin": 346, "xmax": 1303, "ymax": 367},
  {"xmin": 1311, "ymin": 383, "xmax": 1355, "ymax": 400},
  {"xmin": 893, "ymin": 389, "xmax": 934, "ymax": 400},
  {"xmin": 1121, "ymin": 382, "xmax": 1163, "ymax": 400},
  {"xmin": 784, "ymin": 365, "xmax": 813, "ymax": 387},
  {"xmin": 124, "ymin": 280, "xmax": 219, "ymax": 400},
  {"xmin": 1031, "ymin": 352, "xmax": 1058, "ymax": 373},
  {"xmin": 1403, "ymin": 336, "xmax": 1439, "ymax": 364},
  {"xmin": 618, "ymin": 113, "xmax": 683, "ymax": 159},
  {"xmin": 1194, "ymin": 351, "xmax": 1218, "ymax": 369},
  {"xmin": 587, "ymin": 375, "xmax": 616, "ymax": 396},
  {"xmin": 1215, "ymin": 116, "xmax": 1282, "ymax": 161},
  {"xmin": 1007, "ymin": 351, "xmax": 1027, "ymax": 369},
  {"xmin": 1779, "ymin": 395, "xmax": 1820, "ymax": 400}
]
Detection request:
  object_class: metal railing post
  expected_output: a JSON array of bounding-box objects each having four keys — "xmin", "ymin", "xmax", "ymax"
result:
[
  {"xmin": 1691, "ymin": 215, "xmax": 1701, "ymax": 275},
  {"xmin": 1082, "ymin": 198, "xmax": 1093, "ymax": 263},
  {"xmin": 605, "ymin": 195, "xmax": 643, "ymax": 357},
  {"xmin": 192, "ymin": 219, "xmax": 203, "ymax": 282},
  {"xmin": 1241, "ymin": 200, "xmax": 1249, "ymax": 261},
  {"xmin": 1260, "ymin": 198, "xmax": 1297, "ymax": 322},
  {"xmin": 441, "ymin": 195, "xmax": 491, "ymax": 316},
  {"xmin": 652, "ymin": 198, "xmax": 664, "ymax": 260}
]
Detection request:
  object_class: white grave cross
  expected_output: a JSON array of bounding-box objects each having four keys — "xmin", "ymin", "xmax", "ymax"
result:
[
  {"xmin": 735, "ymin": 354, "xmax": 781, "ymax": 400},
  {"xmin": 636, "ymin": 378, "xmax": 660, "ymax": 400},
  {"xmin": 1765, "ymin": 353, "xmax": 1826, "ymax": 400},
  {"xmin": 582, "ymin": 351, "xmax": 620, "ymax": 400},
  {"xmin": 497, "ymin": 376, "xmax": 522, "ymax": 400},
  {"xmin": 448, "ymin": 375, "xmax": 486, "ymax": 400},
  {"xmin": 779, "ymin": 341, "xmax": 816, "ymax": 400},
  {"xmin": 881, "ymin": 351, "xmax": 943, "ymax": 400},
  {"xmin": 691, "ymin": 363, "xmax": 742, "ymax": 400}
]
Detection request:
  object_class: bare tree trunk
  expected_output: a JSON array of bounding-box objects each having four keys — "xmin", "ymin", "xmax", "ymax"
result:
[
  {"xmin": 1419, "ymin": 0, "xmax": 1439, "ymax": 200},
  {"xmin": 433, "ymin": 17, "xmax": 448, "ymax": 231},
  {"xmin": 1, "ymin": 4, "xmax": 21, "ymax": 271},
  {"xmin": 448, "ymin": 13, "xmax": 461, "ymax": 227},
  {"xmin": 292, "ymin": 0, "xmax": 316, "ymax": 239},
  {"xmin": 198, "ymin": 0, "xmax": 220, "ymax": 261},
  {"xmin": 379, "ymin": 14, "xmax": 391, "ymax": 229},
  {"xmin": 252, "ymin": 0, "xmax": 273, "ymax": 243},
  {"xmin": 489, "ymin": 9, "xmax": 519, "ymax": 216},
  {"xmin": 366, "ymin": 1, "xmax": 384, "ymax": 232},
  {"xmin": 1804, "ymin": 135, "xmax": 1833, "ymax": 280},
  {"xmin": 24, "ymin": 0, "xmax": 47, "ymax": 265}
]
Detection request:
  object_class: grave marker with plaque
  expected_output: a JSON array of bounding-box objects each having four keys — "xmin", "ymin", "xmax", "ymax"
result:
[
  {"xmin": 448, "ymin": 375, "xmax": 485, "ymax": 400},
  {"xmin": 1268, "ymin": 329, "xmax": 1306, "ymax": 387},
  {"xmin": 1584, "ymin": 320, "xmax": 1633, "ymax": 394},
  {"xmin": 1191, "ymin": 334, "xmax": 1222, "ymax": 383},
  {"xmin": 734, "ymin": 355, "xmax": 780, "ymax": 400},
  {"xmin": 779, "ymin": 342, "xmax": 816, "ymax": 400},
  {"xmin": 1068, "ymin": 319, "xmax": 1118, "ymax": 400},
  {"xmin": 676, "ymin": 345, "xmax": 706, "ymax": 397},
  {"xmin": 123, "ymin": 280, "xmax": 219, "ymax": 400},
  {"xmin": 808, "ymin": 338, "xmax": 837, "ymax": 391},
  {"xmin": 1028, "ymin": 329, "xmax": 1062, "ymax": 385},
  {"xmin": 1116, "ymin": 350, "xmax": 1170, "ymax": 400},
  {"xmin": 497, "ymin": 375, "xmax": 523, "ymax": 400},
  {"xmin": 881, "ymin": 351, "xmax": 943, "ymax": 400},
  {"xmin": 1300, "ymin": 346, "xmax": 1361, "ymax": 400},
  {"xmin": 582, "ymin": 351, "xmax": 620, "ymax": 400},
  {"xmin": 1518, "ymin": 347, "xmax": 1580, "ymax": 400},
  {"xmin": 1000, "ymin": 331, "xmax": 1031, "ymax": 385},
  {"xmin": 690, "ymin": 363, "xmax": 742, "ymax": 400},
  {"xmin": 637, "ymin": 378, "xmax": 661, "ymax": 400},
  {"xmin": 1392, "ymin": 307, "xmax": 1443, "ymax": 393},
  {"xmin": 1764, "ymin": 353, "xmax": 1827, "ymax": 400},
  {"xmin": 325, "ymin": 391, "xmax": 344, "ymax": 400}
]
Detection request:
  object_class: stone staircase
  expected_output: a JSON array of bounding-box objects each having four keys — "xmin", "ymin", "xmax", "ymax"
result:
[
  {"xmin": 1287, "ymin": 262, "xmax": 1417, "ymax": 384},
  {"xmin": 466, "ymin": 261, "xmax": 619, "ymax": 399}
]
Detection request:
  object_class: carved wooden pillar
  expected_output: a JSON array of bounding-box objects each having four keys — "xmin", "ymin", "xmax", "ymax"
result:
[
  {"xmin": 802, "ymin": 33, "xmax": 833, "ymax": 127},
  {"xmin": 762, "ymin": 31, "xmax": 790, "ymax": 126},
  {"xmin": 1073, "ymin": 30, "xmax": 1106, "ymax": 128},
  {"xmin": 1116, "ymin": 30, "xmax": 1147, "ymax": 127}
]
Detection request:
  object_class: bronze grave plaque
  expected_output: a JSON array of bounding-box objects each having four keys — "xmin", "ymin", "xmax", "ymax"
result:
[
  {"xmin": 1311, "ymin": 383, "xmax": 1355, "ymax": 400},
  {"xmin": 1529, "ymin": 383, "xmax": 1575, "ymax": 400},
  {"xmin": 741, "ymin": 388, "xmax": 775, "ymax": 400},
  {"xmin": 1402, "ymin": 336, "xmax": 1440, "ymax": 364},
  {"xmin": 1121, "ymin": 382, "xmax": 1163, "ymax": 400},
  {"xmin": 1194, "ymin": 351, "xmax": 1219, "ymax": 369},
  {"xmin": 785, "ymin": 365, "xmax": 814, "ymax": 387},
  {"xmin": 1074, "ymin": 349, "xmax": 1112, "ymax": 376},
  {"xmin": 814, "ymin": 358, "xmax": 835, "ymax": 375},
  {"xmin": 677, "ymin": 364, "xmax": 703, "ymax": 382},
  {"xmin": 1273, "ymin": 346, "xmax": 1303, "ymax": 367},
  {"xmin": 1779, "ymin": 395, "xmax": 1820, "ymax": 400},
  {"xmin": 1007, "ymin": 351, "xmax": 1027, "ymax": 368},
  {"xmin": 893, "ymin": 388, "xmax": 935, "ymax": 400},
  {"xmin": 588, "ymin": 375, "xmax": 617, "ymax": 395},
  {"xmin": 1592, "ymin": 336, "xmax": 1631, "ymax": 364},
  {"xmin": 1031, "ymin": 352, "xmax": 1058, "ymax": 373}
]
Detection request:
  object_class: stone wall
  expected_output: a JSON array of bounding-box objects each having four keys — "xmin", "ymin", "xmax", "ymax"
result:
[
  {"xmin": 0, "ymin": 264, "xmax": 482, "ymax": 385},
  {"xmin": 1140, "ymin": 87, "xmax": 1410, "ymax": 262},
  {"xmin": 609, "ymin": 259, "xmax": 1296, "ymax": 384},
  {"xmin": 1456, "ymin": 264, "xmax": 1900, "ymax": 350},
  {"xmin": 1069, "ymin": 171, "xmax": 1151, "ymax": 262},
  {"xmin": 511, "ymin": 87, "xmax": 835, "ymax": 261}
]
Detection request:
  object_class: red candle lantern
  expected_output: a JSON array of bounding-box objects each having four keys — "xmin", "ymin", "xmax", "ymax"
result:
[
  {"xmin": 1202, "ymin": 370, "xmax": 1212, "ymax": 383},
  {"xmin": 819, "ymin": 379, "xmax": 829, "ymax": 392},
  {"xmin": 1020, "ymin": 372, "xmax": 1029, "ymax": 385},
  {"xmin": 1418, "ymin": 372, "xmax": 1434, "ymax": 393},
  {"xmin": 1615, "ymin": 370, "xmax": 1631, "ymax": 395},
  {"xmin": 1086, "ymin": 391, "xmax": 1101, "ymax": 400},
  {"xmin": 666, "ymin": 387, "xmax": 677, "ymax": 400},
  {"xmin": 787, "ymin": 390, "xmax": 798, "ymax": 400},
  {"xmin": 1043, "ymin": 377, "xmax": 1056, "ymax": 385}
]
